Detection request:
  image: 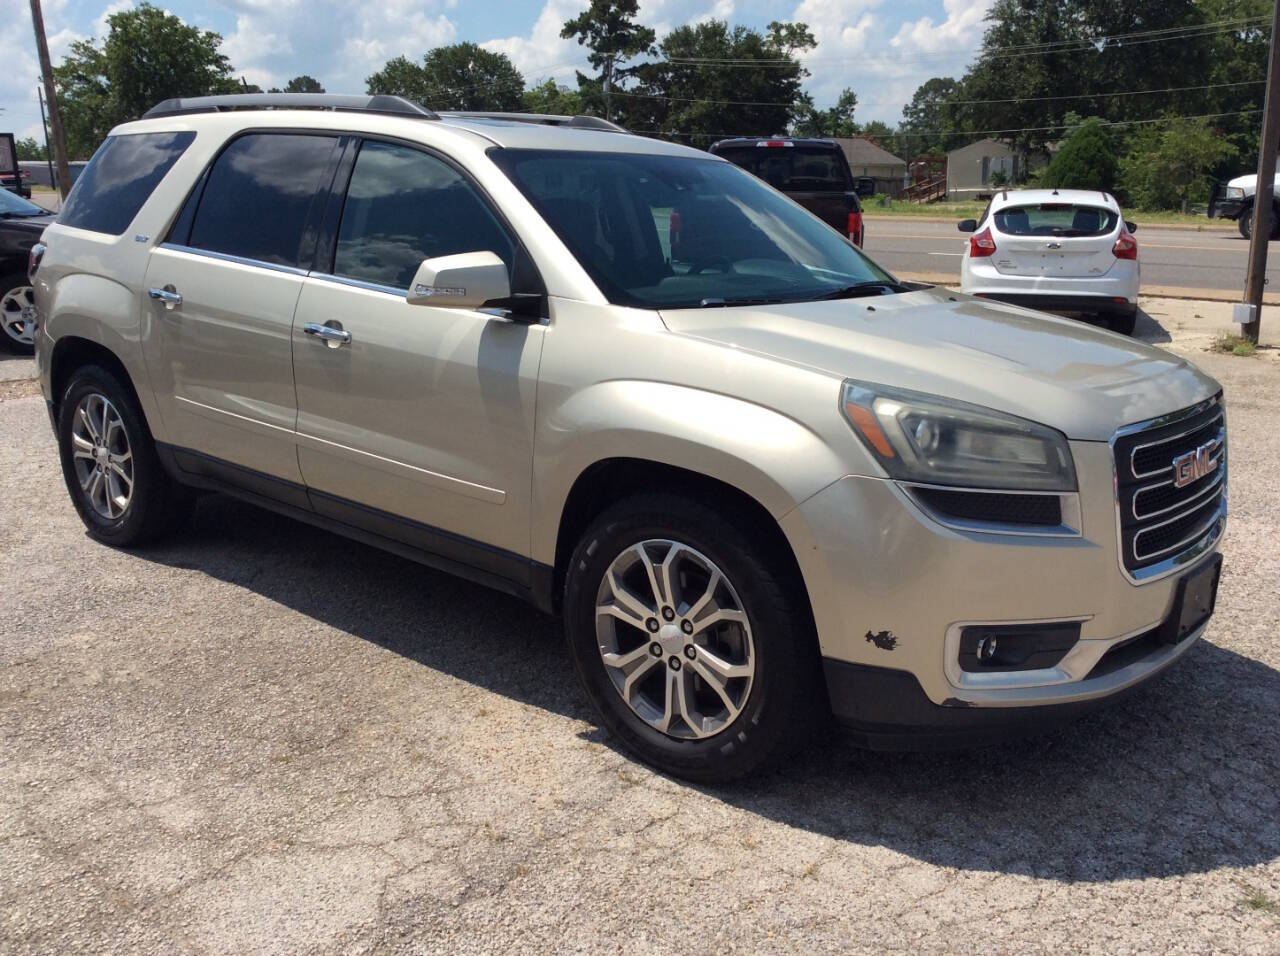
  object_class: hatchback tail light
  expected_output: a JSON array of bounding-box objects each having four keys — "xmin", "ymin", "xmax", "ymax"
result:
[
  {"xmin": 969, "ymin": 228, "xmax": 996, "ymax": 258},
  {"xmin": 28, "ymin": 242, "xmax": 46, "ymax": 282},
  {"xmin": 1112, "ymin": 232, "xmax": 1138, "ymax": 260},
  {"xmin": 847, "ymin": 210, "xmax": 864, "ymax": 247}
]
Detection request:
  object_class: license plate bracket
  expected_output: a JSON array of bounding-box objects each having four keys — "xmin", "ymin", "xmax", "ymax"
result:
[{"xmin": 1157, "ymin": 555, "xmax": 1222, "ymax": 645}]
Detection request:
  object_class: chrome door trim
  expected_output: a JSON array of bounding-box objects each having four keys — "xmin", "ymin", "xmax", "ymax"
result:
[{"xmin": 157, "ymin": 242, "xmax": 311, "ymax": 277}]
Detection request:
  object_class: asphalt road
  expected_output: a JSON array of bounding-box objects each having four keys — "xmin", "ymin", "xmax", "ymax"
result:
[
  {"xmin": 2, "ymin": 307, "xmax": 1279, "ymax": 952},
  {"xmin": 864, "ymin": 217, "xmax": 1280, "ymax": 295}
]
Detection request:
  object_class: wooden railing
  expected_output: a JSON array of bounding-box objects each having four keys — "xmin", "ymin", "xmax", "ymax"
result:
[{"xmin": 901, "ymin": 176, "xmax": 947, "ymax": 203}]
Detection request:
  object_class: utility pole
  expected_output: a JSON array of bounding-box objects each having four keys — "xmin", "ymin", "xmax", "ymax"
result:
[
  {"xmin": 36, "ymin": 85, "xmax": 55, "ymax": 192},
  {"xmin": 29, "ymin": 0, "xmax": 73, "ymax": 200},
  {"xmin": 1241, "ymin": 0, "xmax": 1280, "ymax": 344},
  {"xmin": 603, "ymin": 53, "xmax": 614, "ymax": 123}
]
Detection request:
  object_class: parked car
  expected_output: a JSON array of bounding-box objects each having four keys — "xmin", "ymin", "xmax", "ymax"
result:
[
  {"xmin": 1, "ymin": 168, "xmax": 34, "ymax": 198},
  {"xmin": 0, "ymin": 187, "xmax": 54, "ymax": 353},
  {"xmin": 958, "ymin": 189, "xmax": 1141, "ymax": 335},
  {"xmin": 709, "ymin": 137, "xmax": 873, "ymax": 246},
  {"xmin": 1208, "ymin": 172, "xmax": 1280, "ymax": 239},
  {"xmin": 33, "ymin": 95, "xmax": 1225, "ymax": 782}
]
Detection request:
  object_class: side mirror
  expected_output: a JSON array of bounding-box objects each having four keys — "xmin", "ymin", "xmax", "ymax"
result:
[
  {"xmin": 957, "ymin": 219, "xmax": 978, "ymax": 233},
  {"xmin": 1125, "ymin": 220, "xmax": 1137, "ymax": 233},
  {"xmin": 853, "ymin": 177, "xmax": 876, "ymax": 198},
  {"xmin": 407, "ymin": 251, "xmax": 510, "ymax": 310}
]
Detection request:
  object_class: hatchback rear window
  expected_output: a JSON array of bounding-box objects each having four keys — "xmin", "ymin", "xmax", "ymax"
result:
[
  {"xmin": 59, "ymin": 131, "xmax": 195, "ymax": 235},
  {"xmin": 712, "ymin": 145, "xmax": 850, "ymax": 191},
  {"xmin": 993, "ymin": 203, "xmax": 1118, "ymax": 237}
]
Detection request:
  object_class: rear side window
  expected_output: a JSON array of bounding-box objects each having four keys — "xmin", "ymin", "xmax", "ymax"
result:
[
  {"xmin": 332, "ymin": 140, "xmax": 514, "ymax": 290},
  {"xmin": 993, "ymin": 203, "xmax": 1119, "ymax": 237},
  {"xmin": 713, "ymin": 145, "xmax": 850, "ymax": 191},
  {"xmin": 59, "ymin": 131, "xmax": 195, "ymax": 235},
  {"xmin": 188, "ymin": 133, "xmax": 339, "ymax": 268}
]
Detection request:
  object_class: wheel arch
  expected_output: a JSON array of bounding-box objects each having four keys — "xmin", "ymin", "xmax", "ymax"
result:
[
  {"xmin": 547, "ymin": 457, "xmax": 814, "ymax": 623},
  {"xmin": 49, "ymin": 337, "xmax": 153, "ymax": 439}
]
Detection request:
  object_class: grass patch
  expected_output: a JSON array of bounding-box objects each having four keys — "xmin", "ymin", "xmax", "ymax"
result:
[
  {"xmin": 1243, "ymin": 886, "xmax": 1278, "ymax": 915},
  {"xmin": 1212, "ymin": 333, "xmax": 1258, "ymax": 357}
]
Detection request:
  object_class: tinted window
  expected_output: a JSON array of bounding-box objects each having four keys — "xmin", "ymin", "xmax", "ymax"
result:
[
  {"xmin": 0, "ymin": 188, "xmax": 46, "ymax": 217},
  {"xmin": 492, "ymin": 149, "xmax": 891, "ymax": 310},
  {"xmin": 333, "ymin": 141, "xmax": 514, "ymax": 289},
  {"xmin": 712, "ymin": 145, "xmax": 850, "ymax": 191},
  {"xmin": 993, "ymin": 203, "xmax": 1119, "ymax": 237},
  {"xmin": 189, "ymin": 133, "xmax": 338, "ymax": 267},
  {"xmin": 59, "ymin": 132, "xmax": 195, "ymax": 235}
]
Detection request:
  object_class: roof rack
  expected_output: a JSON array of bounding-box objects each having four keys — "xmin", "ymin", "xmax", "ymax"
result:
[
  {"xmin": 439, "ymin": 112, "xmax": 627, "ymax": 133},
  {"xmin": 143, "ymin": 93, "xmax": 439, "ymax": 120}
]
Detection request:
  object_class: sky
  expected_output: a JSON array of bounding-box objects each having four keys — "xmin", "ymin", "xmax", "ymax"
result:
[{"xmin": 1, "ymin": 0, "xmax": 995, "ymax": 149}]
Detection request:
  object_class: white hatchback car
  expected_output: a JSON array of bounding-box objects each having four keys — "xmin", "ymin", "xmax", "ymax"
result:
[{"xmin": 959, "ymin": 189, "xmax": 1140, "ymax": 335}]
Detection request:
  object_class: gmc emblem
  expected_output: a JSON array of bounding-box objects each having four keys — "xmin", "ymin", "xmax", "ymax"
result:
[{"xmin": 1172, "ymin": 438, "xmax": 1221, "ymax": 488}]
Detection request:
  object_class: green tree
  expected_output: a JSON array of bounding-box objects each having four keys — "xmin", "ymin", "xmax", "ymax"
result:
[
  {"xmin": 53, "ymin": 3, "xmax": 236, "ymax": 157},
  {"xmin": 15, "ymin": 136, "xmax": 47, "ymax": 161},
  {"xmin": 522, "ymin": 79, "xmax": 583, "ymax": 116},
  {"xmin": 561, "ymin": 0, "xmax": 656, "ymax": 119},
  {"xmin": 1040, "ymin": 115, "xmax": 1119, "ymax": 191},
  {"xmin": 1119, "ymin": 116, "xmax": 1236, "ymax": 210},
  {"xmin": 793, "ymin": 88, "xmax": 858, "ymax": 138},
  {"xmin": 624, "ymin": 20, "xmax": 815, "ymax": 146},
  {"xmin": 366, "ymin": 43, "xmax": 524, "ymax": 111},
  {"xmin": 269, "ymin": 75, "xmax": 325, "ymax": 94},
  {"xmin": 897, "ymin": 77, "xmax": 965, "ymax": 159}
]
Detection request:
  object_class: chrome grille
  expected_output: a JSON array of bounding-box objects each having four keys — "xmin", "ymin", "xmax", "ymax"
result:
[{"xmin": 1113, "ymin": 397, "xmax": 1226, "ymax": 580}]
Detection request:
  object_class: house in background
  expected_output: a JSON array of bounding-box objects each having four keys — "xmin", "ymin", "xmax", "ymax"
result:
[
  {"xmin": 946, "ymin": 139, "xmax": 1021, "ymax": 199},
  {"xmin": 831, "ymin": 137, "xmax": 908, "ymax": 197}
]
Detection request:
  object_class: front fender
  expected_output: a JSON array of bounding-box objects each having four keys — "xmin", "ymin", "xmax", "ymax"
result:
[{"xmin": 530, "ymin": 379, "xmax": 848, "ymax": 564}]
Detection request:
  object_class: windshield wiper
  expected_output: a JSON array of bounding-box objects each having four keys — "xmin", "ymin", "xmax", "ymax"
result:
[
  {"xmin": 697, "ymin": 296, "xmax": 785, "ymax": 308},
  {"xmin": 808, "ymin": 280, "xmax": 908, "ymax": 301}
]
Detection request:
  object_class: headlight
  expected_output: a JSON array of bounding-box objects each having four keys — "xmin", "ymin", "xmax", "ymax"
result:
[
  {"xmin": 1224, "ymin": 186, "xmax": 1245, "ymax": 199},
  {"xmin": 840, "ymin": 381, "xmax": 1077, "ymax": 491}
]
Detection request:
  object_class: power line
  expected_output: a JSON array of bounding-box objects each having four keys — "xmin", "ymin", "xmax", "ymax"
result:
[
  {"xmin": 604, "ymin": 79, "xmax": 1265, "ymax": 111},
  {"xmin": 640, "ymin": 108, "xmax": 1262, "ymax": 141},
  {"xmin": 656, "ymin": 17, "xmax": 1268, "ymax": 69}
]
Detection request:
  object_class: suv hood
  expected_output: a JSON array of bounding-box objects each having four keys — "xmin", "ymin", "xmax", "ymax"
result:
[{"xmin": 659, "ymin": 289, "xmax": 1219, "ymax": 441}]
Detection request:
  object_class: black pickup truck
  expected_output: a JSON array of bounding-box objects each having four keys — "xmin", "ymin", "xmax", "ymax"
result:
[{"xmin": 709, "ymin": 137, "xmax": 875, "ymax": 247}]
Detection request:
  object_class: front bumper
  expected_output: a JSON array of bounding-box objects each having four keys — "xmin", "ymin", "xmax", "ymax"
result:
[
  {"xmin": 1208, "ymin": 184, "xmax": 1245, "ymax": 221},
  {"xmin": 779, "ymin": 438, "xmax": 1222, "ymax": 735}
]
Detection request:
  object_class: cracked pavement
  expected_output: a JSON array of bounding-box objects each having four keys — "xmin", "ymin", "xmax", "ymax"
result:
[{"xmin": 2, "ymin": 302, "xmax": 1278, "ymax": 953}]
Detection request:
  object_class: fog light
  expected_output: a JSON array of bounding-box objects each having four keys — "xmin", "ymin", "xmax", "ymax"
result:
[{"xmin": 958, "ymin": 622, "xmax": 1081, "ymax": 672}]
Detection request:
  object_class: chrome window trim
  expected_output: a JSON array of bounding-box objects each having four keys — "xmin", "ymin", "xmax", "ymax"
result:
[
  {"xmin": 307, "ymin": 272, "xmax": 408, "ymax": 298},
  {"xmin": 1110, "ymin": 394, "xmax": 1227, "ymax": 585},
  {"xmin": 898, "ymin": 481, "xmax": 1083, "ymax": 538},
  {"xmin": 158, "ymin": 242, "xmax": 310, "ymax": 277}
]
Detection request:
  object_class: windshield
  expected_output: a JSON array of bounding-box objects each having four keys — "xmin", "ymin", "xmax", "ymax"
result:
[
  {"xmin": 489, "ymin": 148, "xmax": 894, "ymax": 310},
  {"xmin": 711, "ymin": 144, "xmax": 850, "ymax": 191},
  {"xmin": 993, "ymin": 203, "xmax": 1119, "ymax": 237},
  {"xmin": 0, "ymin": 189, "xmax": 45, "ymax": 217}
]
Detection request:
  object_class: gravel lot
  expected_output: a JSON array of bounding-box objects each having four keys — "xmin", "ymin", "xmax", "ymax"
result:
[{"xmin": 2, "ymin": 304, "xmax": 1278, "ymax": 953}]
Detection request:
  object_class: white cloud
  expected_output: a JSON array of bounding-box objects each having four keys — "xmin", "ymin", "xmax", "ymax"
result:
[
  {"xmin": 890, "ymin": 0, "xmax": 992, "ymax": 55},
  {"xmin": 482, "ymin": 0, "xmax": 585, "ymax": 83}
]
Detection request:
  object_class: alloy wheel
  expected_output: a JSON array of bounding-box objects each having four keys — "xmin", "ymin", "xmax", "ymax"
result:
[
  {"xmin": 1, "ymin": 285, "xmax": 37, "ymax": 347},
  {"xmin": 595, "ymin": 539, "xmax": 755, "ymax": 740},
  {"xmin": 69, "ymin": 392, "xmax": 134, "ymax": 520}
]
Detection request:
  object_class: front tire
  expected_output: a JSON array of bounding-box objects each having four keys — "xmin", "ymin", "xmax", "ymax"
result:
[
  {"xmin": 1237, "ymin": 203, "xmax": 1280, "ymax": 240},
  {"xmin": 57, "ymin": 365, "xmax": 192, "ymax": 547},
  {"xmin": 564, "ymin": 493, "xmax": 822, "ymax": 783}
]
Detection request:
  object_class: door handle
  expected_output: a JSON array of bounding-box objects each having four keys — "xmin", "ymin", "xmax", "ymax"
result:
[
  {"xmin": 303, "ymin": 322, "xmax": 352, "ymax": 347},
  {"xmin": 147, "ymin": 286, "xmax": 182, "ymax": 310}
]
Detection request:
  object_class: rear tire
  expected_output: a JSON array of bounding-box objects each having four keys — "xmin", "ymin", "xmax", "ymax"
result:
[
  {"xmin": 56, "ymin": 364, "xmax": 193, "ymax": 547},
  {"xmin": 563, "ymin": 493, "xmax": 823, "ymax": 783},
  {"xmin": 1108, "ymin": 308, "xmax": 1137, "ymax": 336}
]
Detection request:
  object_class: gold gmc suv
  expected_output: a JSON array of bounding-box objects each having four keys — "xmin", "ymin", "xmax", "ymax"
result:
[{"xmin": 31, "ymin": 95, "xmax": 1226, "ymax": 781}]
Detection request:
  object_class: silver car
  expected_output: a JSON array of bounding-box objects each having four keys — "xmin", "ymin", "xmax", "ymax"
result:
[{"xmin": 32, "ymin": 95, "xmax": 1225, "ymax": 781}]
